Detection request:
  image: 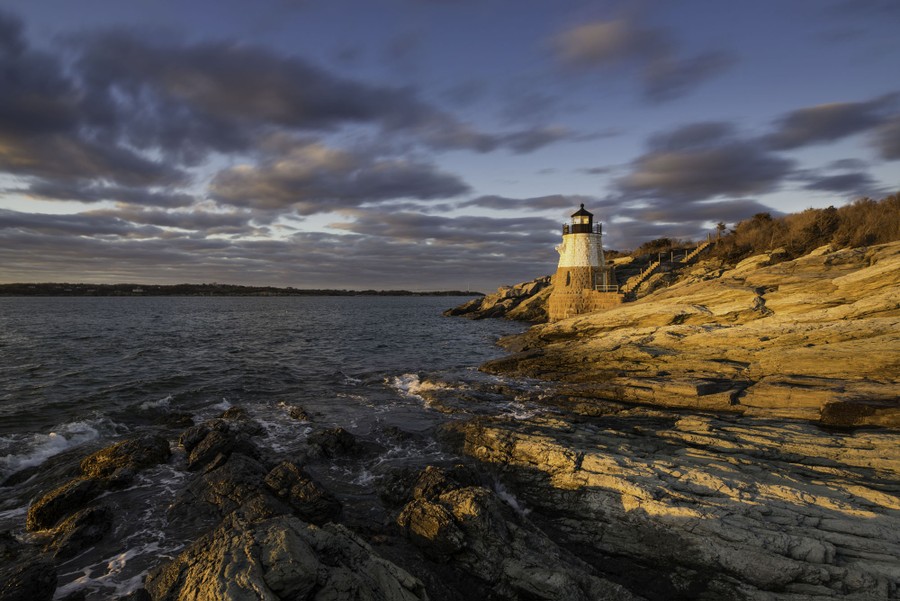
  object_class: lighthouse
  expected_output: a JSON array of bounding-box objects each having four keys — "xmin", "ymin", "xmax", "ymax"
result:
[{"xmin": 548, "ymin": 204, "xmax": 621, "ymax": 321}]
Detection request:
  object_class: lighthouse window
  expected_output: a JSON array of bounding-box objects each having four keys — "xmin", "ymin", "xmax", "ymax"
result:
[{"xmin": 565, "ymin": 272, "xmax": 571, "ymax": 286}]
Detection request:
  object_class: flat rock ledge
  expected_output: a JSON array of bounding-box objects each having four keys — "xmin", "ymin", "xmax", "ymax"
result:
[{"xmin": 441, "ymin": 411, "xmax": 900, "ymax": 600}]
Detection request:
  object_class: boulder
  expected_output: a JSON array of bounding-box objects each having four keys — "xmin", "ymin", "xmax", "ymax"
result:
[
  {"xmin": 45, "ymin": 504, "xmax": 113, "ymax": 559},
  {"xmin": 264, "ymin": 461, "xmax": 342, "ymax": 525},
  {"xmin": 395, "ymin": 466, "xmax": 639, "ymax": 601},
  {"xmin": 0, "ymin": 531, "xmax": 57, "ymax": 601},
  {"xmin": 144, "ymin": 514, "xmax": 427, "ymax": 601},
  {"xmin": 307, "ymin": 427, "xmax": 358, "ymax": 458},
  {"xmin": 79, "ymin": 434, "xmax": 171, "ymax": 481},
  {"xmin": 26, "ymin": 478, "xmax": 102, "ymax": 531}
]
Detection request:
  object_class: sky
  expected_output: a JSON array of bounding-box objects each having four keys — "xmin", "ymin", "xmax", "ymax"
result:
[{"xmin": 0, "ymin": 0, "xmax": 898, "ymax": 291}]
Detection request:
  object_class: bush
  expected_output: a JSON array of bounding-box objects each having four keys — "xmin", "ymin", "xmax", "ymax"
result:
[{"xmin": 710, "ymin": 193, "xmax": 899, "ymax": 263}]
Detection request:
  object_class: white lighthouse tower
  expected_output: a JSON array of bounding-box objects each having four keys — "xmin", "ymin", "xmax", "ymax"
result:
[{"xmin": 548, "ymin": 204, "xmax": 620, "ymax": 321}]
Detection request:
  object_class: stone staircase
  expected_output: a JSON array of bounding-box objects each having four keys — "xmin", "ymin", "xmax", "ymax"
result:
[
  {"xmin": 620, "ymin": 260, "xmax": 661, "ymax": 296},
  {"xmin": 619, "ymin": 240, "xmax": 714, "ymax": 300},
  {"xmin": 682, "ymin": 240, "xmax": 712, "ymax": 263}
]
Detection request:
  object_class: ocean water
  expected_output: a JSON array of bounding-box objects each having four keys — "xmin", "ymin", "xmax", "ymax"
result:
[{"xmin": 0, "ymin": 296, "xmax": 533, "ymax": 597}]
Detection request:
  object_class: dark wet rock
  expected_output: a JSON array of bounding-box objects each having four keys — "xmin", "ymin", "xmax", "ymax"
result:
[
  {"xmin": 116, "ymin": 589, "xmax": 151, "ymax": 601},
  {"xmin": 59, "ymin": 591, "xmax": 87, "ymax": 601},
  {"xmin": 264, "ymin": 461, "xmax": 342, "ymax": 525},
  {"xmin": 1, "ymin": 464, "xmax": 41, "ymax": 488},
  {"xmin": 185, "ymin": 429, "xmax": 234, "ymax": 471},
  {"xmin": 169, "ymin": 452, "xmax": 288, "ymax": 528},
  {"xmin": 0, "ymin": 531, "xmax": 57, "ymax": 601},
  {"xmin": 218, "ymin": 406, "xmax": 248, "ymax": 419},
  {"xmin": 79, "ymin": 435, "xmax": 171, "ymax": 481},
  {"xmin": 177, "ymin": 423, "xmax": 210, "ymax": 455},
  {"xmin": 26, "ymin": 478, "xmax": 102, "ymax": 531},
  {"xmin": 179, "ymin": 412, "xmax": 266, "ymax": 472},
  {"xmin": 377, "ymin": 467, "xmax": 419, "ymax": 508},
  {"xmin": 395, "ymin": 467, "xmax": 639, "ymax": 601},
  {"xmin": 46, "ymin": 504, "xmax": 113, "ymax": 559},
  {"xmin": 411, "ymin": 464, "xmax": 480, "ymax": 502},
  {"xmin": 0, "ymin": 559, "xmax": 57, "ymax": 601},
  {"xmin": 145, "ymin": 514, "xmax": 427, "ymax": 601},
  {"xmin": 307, "ymin": 427, "xmax": 358, "ymax": 458},
  {"xmin": 288, "ymin": 404, "xmax": 311, "ymax": 421},
  {"xmin": 160, "ymin": 412, "xmax": 194, "ymax": 429}
]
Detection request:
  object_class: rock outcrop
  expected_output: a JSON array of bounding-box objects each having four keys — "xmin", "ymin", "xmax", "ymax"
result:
[
  {"xmin": 145, "ymin": 513, "xmax": 427, "ymax": 601},
  {"xmin": 442, "ymin": 411, "xmax": 900, "ymax": 600},
  {"xmin": 482, "ymin": 241, "xmax": 900, "ymax": 426},
  {"xmin": 444, "ymin": 276, "xmax": 552, "ymax": 322},
  {"xmin": 25, "ymin": 434, "xmax": 171, "ymax": 560},
  {"xmin": 394, "ymin": 466, "xmax": 640, "ymax": 601}
]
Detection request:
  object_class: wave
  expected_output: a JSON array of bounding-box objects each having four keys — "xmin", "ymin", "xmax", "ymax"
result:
[
  {"xmin": 0, "ymin": 420, "xmax": 104, "ymax": 478},
  {"xmin": 389, "ymin": 373, "xmax": 451, "ymax": 402}
]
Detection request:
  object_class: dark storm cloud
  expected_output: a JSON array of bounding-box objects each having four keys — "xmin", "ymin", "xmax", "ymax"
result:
[
  {"xmin": 627, "ymin": 199, "xmax": 783, "ymax": 225},
  {"xmin": 84, "ymin": 207, "xmax": 262, "ymax": 233},
  {"xmin": 872, "ymin": 115, "xmax": 900, "ymax": 160},
  {"xmin": 331, "ymin": 209, "xmax": 560, "ymax": 246},
  {"xmin": 73, "ymin": 31, "xmax": 577, "ymax": 158},
  {"xmin": 0, "ymin": 209, "xmax": 164, "ymax": 238},
  {"xmin": 617, "ymin": 123, "xmax": 794, "ymax": 200},
  {"xmin": 0, "ymin": 9, "xmax": 189, "ymax": 190},
  {"xmin": 764, "ymin": 94, "xmax": 898, "ymax": 150},
  {"xmin": 0, "ymin": 210, "xmax": 560, "ymax": 289},
  {"xmin": 209, "ymin": 139, "xmax": 470, "ymax": 213},
  {"xmin": 552, "ymin": 17, "xmax": 735, "ymax": 102},
  {"xmin": 459, "ymin": 194, "xmax": 595, "ymax": 212},
  {"xmin": 19, "ymin": 182, "xmax": 195, "ymax": 208},
  {"xmin": 802, "ymin": 172, "xmax": 879, "ymax": 194}
]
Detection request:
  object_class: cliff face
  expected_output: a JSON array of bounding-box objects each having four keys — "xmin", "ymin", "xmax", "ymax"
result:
[
  {"xmin": 443, "ymin": 276, "xmax": 552, "ymax": 322},
  {"xmin": 482, "ymin": 241, "xmax": 900, "ymax": 428}
]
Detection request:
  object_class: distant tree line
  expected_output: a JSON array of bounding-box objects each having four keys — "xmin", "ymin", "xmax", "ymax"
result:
[
  {"xmin": 0, "ymin": 282, "xmax": 483, "ymax": 297},
  {"xmin": 710, "ymin": 193, "xmax": 899, "ymax": 263}
]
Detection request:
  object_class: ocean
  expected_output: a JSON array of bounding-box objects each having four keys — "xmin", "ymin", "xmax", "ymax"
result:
[{"xmin": 0, "ymin": 296, "xmax": 532, "ymax": 597}]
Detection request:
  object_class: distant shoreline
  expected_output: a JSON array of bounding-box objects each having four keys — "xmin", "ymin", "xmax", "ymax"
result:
[{"xmin": 0, "ymin": 283, "xmax": 484, "ymax": 297}]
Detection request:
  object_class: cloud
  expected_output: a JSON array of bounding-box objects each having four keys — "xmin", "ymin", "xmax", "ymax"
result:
[
  {"xmin": 210, "ymin": 138, "xmax": 470, "ymax": 213},
  {"xmin": 872, "ymin": 115, "xmax": 900, "ymax": 160},
  {"xmin": 617, "ymin": 123, "xmax": 794, "ymax": 200},
  {"xmin": 802, "ymin": 172, "xmax": 879, "ymax": 193},
  {"xmin": 0, "ymin": 208, "xmax": 561, "ymax": 289},
  {"xmin": 16, "ymin": 182, "xmax": 195, "ymax": 208},
  {"xmin": 764, "ymin": 94, "xmax": 898, "ymax": 149},
  {"xmin": 459, "ymin": 194, "xmax": 596, "ymax": 212},
  {"xmin": 552, "ymin": 17, "xmax": 735, "ymax": 102},
  {"xmin": 643, "ymin": 51, "xmax": 736, "ymax": 103}
]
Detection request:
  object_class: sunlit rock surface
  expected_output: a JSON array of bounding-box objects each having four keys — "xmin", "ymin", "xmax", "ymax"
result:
[
  {"xmin": 482, "ymin": 241, "xmax": 900, "ymax": 427},
  {"xmin": 442, "ymin": 409, "xmax": 900, "ymax": 600},
  {"xmin": 443, "ymin": 276, "xmax": 552, "ymax": 322}
]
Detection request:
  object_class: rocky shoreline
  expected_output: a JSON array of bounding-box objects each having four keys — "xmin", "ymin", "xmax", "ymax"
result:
[{"xmin": 2, "ymin": 242, "xmax": 898, "ymax": 600}]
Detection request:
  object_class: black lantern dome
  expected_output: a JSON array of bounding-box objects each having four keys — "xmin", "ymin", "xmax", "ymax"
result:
[{"xmin": 569, "ymin": 204, "xmax": 594, "ymax": 233}]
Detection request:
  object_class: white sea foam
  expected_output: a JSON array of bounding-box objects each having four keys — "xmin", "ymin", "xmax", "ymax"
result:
[
  {"xmin": 0, "ymin": 420, "xmax": 102, "ymax": 477},
  {"xmin": 139, "ymin": 394, "xmax": 172, "ymax": 410},
  {"xmin": 211, "ymin": 398, "xmax": 232, "ymax": 411},
  {"xmin": 389, "ymin": 373, "xmax": 451, "ymax": 402},
  {"xmin": 493, "ymin": 480, "xmax": 530, "ymax": 517}
]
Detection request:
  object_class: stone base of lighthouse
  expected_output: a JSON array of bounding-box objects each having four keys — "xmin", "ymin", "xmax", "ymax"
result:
[{"xmin": 548, "ymin": 266, "xmax": 622, "ymax": 321}]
